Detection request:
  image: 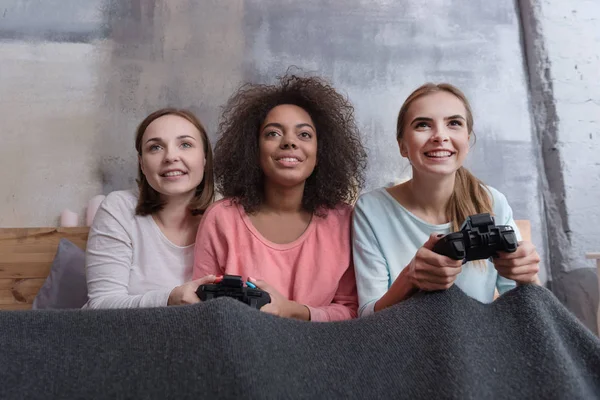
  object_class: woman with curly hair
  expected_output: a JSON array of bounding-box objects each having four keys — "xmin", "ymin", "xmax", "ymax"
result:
[{"xmin": 193, "ymin": 74, "xmax": 367, "ymax": 321}]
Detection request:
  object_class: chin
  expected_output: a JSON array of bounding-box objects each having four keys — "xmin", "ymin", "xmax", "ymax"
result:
[
  {"xmin": 157, "ymin": 185, "xmax": 197, "ymax": 197},
  {"xmin": 268, "ymin": 174, "xmax": 308, "ymax": 188},
  {"xmin": 413, "ymin": 166, "xmax": 456, "ymax": 177}
]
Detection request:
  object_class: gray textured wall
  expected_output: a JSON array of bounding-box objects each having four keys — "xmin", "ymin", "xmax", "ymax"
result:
[
  {"xmin": 1, "ymin": 2, "xmax": 547, "ymax": 280},
  {"xmin": 519, "ymin": 0, "xmax": 599, "ymax": 334}
]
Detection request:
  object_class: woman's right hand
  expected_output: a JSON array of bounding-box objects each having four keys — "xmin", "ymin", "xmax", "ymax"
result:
[
  {"xmin": 405, "ymin": 234, "xmax": 463, "ymax": 291},
  {"xmin": 375, "ymin": 234, "xmax": 463, "ymax": 312},
  {"xmin": 168, "ymin": 275, "xmax": 216, "ymax": 306}
]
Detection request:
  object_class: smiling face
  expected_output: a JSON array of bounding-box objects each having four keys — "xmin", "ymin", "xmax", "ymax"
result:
[
  {"xmin": 139, "ymin": 114, "xmax": 206, "ymax": 200},
  {"xmin": 399, "ymin": 91, "xmax": 471, "ymax": 178},
  {"xmin": 258, "ymin": 104, "xmax": 318, "ymax": 188}
]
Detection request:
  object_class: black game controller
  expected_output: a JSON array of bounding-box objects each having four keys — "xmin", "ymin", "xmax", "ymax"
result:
[
  {"xmin": 196, "ymin": 275, "xmax": 271, "ymax": 310},
  {"xmin": 432, "ymin": 213, "xmax": 518, "ymax": 263}
]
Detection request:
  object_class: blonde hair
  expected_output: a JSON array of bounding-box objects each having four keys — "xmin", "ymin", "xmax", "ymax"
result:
[{"xmin": 396, "ymin": 83, "xmax": 492, "ymax": 231}]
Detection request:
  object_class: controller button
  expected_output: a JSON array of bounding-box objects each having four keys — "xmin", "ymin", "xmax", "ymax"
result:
[{"xmin": 452, "ymin": 241, "xmax": 465, "ymax": 256}]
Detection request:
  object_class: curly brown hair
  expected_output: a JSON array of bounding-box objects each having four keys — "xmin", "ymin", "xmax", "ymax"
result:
[{"xmin": 214, "ymin": 74, "xmax": 367, "ymax": 215}]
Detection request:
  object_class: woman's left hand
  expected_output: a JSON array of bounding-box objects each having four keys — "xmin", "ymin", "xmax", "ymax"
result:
[
  {"xmin": 492, "ymin": 241, "xmax": 541, "ymax": 285},
  {"xmin": 249, "ymin": 277, "xmax": 311, "ymax": 320}
]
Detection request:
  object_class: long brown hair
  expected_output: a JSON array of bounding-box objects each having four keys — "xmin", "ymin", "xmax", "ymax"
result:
[
  {"xmin": 134, "ymin": 108, "xmax": 215, "ymax": 216},
  {"xmin": 396, "ymin": 83, "xmax": 492, "ymax": 231}
]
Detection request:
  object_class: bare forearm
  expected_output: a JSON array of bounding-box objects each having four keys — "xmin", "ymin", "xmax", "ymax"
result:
[
  {"xmin": 289, "ymin": 301, "xmax": 311, "ymax": 321},
  {"xmin": 374, "ymin": 268, "xmax": 417, "ymax": 312}
]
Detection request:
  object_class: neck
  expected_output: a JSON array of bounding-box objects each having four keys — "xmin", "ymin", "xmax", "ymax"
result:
[
  {"xmin": 262, "ymin": 180, "xmax": 305, "ymax": 214},
  {"xmin": 155, "ymin": 192, "xmax": 196, "ymax": 228},
  {"xmin": 407, "ymin": 170, "xmax": 456, "ymax": 220}
]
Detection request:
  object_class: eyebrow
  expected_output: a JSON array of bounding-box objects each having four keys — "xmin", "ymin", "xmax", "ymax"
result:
[
  {"xmin": 145, "ymin": 135, "xmax": 197, "ymax": 144},
  {"xmin": 410, "ymin": 115, "xmax": 466, "ymax": 125},
  {"xmin": 262, "ymin": 122, "xmax": 315, "ymax": 131}
]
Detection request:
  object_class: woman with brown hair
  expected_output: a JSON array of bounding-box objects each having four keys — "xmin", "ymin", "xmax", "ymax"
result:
[
  {"xmin": 193, "ymin": 74, "xmax": 367, "ymax": 321},
  {"xmin": 352, "ymin": 83, "xmax": 541, "ymax": 317},
  {"xmin": 84, "ymin": 108, "xmax": 216, "ymax": 309}
]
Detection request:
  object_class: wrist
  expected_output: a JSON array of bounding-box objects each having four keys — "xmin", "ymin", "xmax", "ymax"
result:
[
  {"xmin": 516, "ymin": 274, "xmax": 541, "ymax": 286},
  {"xmin": 167, "ymin": 286, "xmax": 179, "ymax": 306},
  {"xmin": 287, "ymin": 300, "xmax": 311, "ymax": 321},
  {"xmin": 400, "ymin": 267, "xmax": 417, "ymax": 290},
  {"xmin": 374, "ymin": 267, "xmax": 417, "ymax": 312}
]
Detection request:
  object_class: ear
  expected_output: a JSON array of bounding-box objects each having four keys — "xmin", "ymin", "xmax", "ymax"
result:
[
  {"xmin": 138, "ymin": 154, "xmax": 146, "ymax": 176},
  {"xmin": 398, "ymin": 139, "xmax": 408, "ymax": 158}
]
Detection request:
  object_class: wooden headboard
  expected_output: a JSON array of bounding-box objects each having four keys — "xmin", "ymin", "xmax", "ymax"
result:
[
  {"xmin": 0, "ymin": 227, "xmax": 89, "ymax": 310},
  {"xmin": 0, "ymin": 220, "xmax": 531, "ymax": 311}
]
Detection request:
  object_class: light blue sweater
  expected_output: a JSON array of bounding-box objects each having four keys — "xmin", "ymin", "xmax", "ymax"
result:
[{"xmin": 352, "ymin": 186, "xmax": 520, "ymax": 317}]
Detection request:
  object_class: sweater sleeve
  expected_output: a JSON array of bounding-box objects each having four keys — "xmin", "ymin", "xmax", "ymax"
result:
[
  {"xmin": 193, "ymin": 203, "xmax": 226, "ymax": 279},
  {"xmin": 84, "ymin": 193, "xmax": 172, "ymax": 309},
  {"xmin": 490, "ymin": 188, "xmax": 520, "ymax": 295},
  {"xmin": 306, "ymin": 262, "xmax": 358, "ymax": 322},
  {"xmin": 351, "ymin": 197, "xmax": 391, "ymax": 317}
]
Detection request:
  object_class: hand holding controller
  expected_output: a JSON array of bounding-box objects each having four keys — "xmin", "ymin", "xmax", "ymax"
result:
[
  {"xmin": 432, "ymin": 213, "xmax": 518, "ymax": 263},
  {"xmin": 196, "ymin": 275, "xmax": 271, "ymax": 310}
]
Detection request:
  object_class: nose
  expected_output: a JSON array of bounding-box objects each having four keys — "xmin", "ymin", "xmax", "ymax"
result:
[
  {"xmin": 163, "ymin": 146, "xmax": 181, "ymax": 163},
  {"xmin": 430, "ymin": 124, "xmax": 449, "ymax": 143},
  {"xmin": 280, "ymin": 132, "xmax": 298, "ymax": 149}
]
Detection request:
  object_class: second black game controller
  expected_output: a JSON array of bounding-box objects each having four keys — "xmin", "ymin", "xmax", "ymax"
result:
[
  {"xmin": 432, "ymin": 213, "xmax": 518, "ymax": 262},
  {"xmin": 196, "ymin": 274, "xmax": 271, "ymax": 310}
]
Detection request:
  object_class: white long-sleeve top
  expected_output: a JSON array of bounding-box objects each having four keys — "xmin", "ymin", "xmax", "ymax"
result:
[{"xmin": 83, "ymin": 190, "xmax": 194, "ymax": 309}]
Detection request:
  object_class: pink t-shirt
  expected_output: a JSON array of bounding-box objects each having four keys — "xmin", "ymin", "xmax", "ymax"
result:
[{"xmin": 193, "ymin": 199, "xmax": 358, "ymax": 321}]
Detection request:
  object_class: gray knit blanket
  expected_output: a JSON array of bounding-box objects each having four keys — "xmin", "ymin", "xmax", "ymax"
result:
[{"xmin": 1, "ymin": 285, "xmax": 599, "ymax": 399}]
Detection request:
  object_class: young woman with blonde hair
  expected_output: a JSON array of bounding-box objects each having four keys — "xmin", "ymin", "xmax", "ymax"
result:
[{"xmin": 352, "ymin": 83, "xmax": 541, "ymax": 317}]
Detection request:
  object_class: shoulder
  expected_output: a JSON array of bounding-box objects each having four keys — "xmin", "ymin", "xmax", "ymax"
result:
[
  {"xmin": 353, "ymin": 187, "xmax": 397, "ymax": 224},
  {"xmin": 330, "ymin": 202, "xmax": 354, "ymax": 218},
  {"xmin": 198, "ymin": 198, "xmax": 243, "ymax": 232},
  {"xmin": 307, "ymin": 204, "xmax": 353, "ymax": 242},
  {"xmin": 89, "ymin": 190, "xmax": 139, "ymax": 241},
  {"xmin": 311, "ymin": 202, "xmax": 353, "ymax": 230},
  {"xmin": 99, "ymin": 190, "xmax": 138, "ymax": 218},
  {"xmin": 354, "ymin": 187, "xmax": 389, "ymax": 210},
  {"xmin": 482, "ymin": 185, "xmax": 510, "ymax": 209},
  {"xmin": 482, "ymin": 185, "xmax": 513, "ymax": 221},
  {"xmin": 202, "ymin": 198, "xmax": 239, "ymax": 219}
]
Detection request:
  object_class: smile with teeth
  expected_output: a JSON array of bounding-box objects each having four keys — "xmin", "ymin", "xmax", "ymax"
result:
[
  {"xmin": 276, "ymin": 157, "xmax": 301, "ymax": 163},
  {"xmin": 161, "ymin": 171, "xmax": 187, "ymax": 177},
  {"xmin": 425, "ymin": 150, "xmax": 454, "ymax": 158}
]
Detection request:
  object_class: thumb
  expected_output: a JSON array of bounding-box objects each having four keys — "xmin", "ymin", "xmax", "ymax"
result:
[
  {"xmin": 249, "ymin": 277, "xmax": 269, "ymax": 291},
  {"xmin": 191, "ymin": 274, "xmax": 216, "ymax": 288},
  {"xmin": 259, "ymin": 302, "xmax": 277, "ymax": 315},
  {"xmin": 423, "ymin": 233, "xmax": 445, "ymax": 251}
]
